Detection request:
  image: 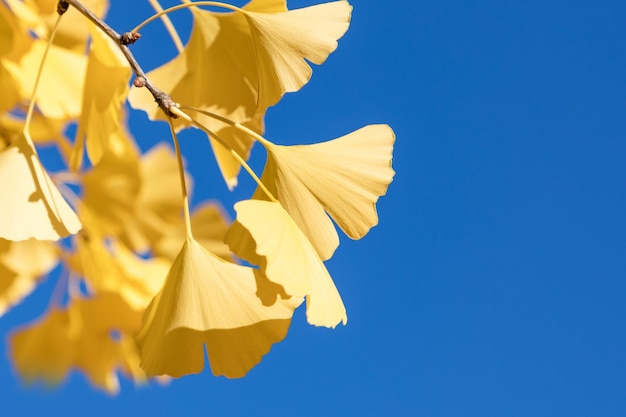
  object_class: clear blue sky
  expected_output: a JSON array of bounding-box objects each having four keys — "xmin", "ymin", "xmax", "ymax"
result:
[{"xmin": 2, "ymin": 0, "xmax": 626, "ymax": 416}]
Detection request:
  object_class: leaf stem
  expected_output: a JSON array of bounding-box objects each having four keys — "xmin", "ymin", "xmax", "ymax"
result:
[
  {"xmin": 167, "ymin": 117, "xmax": 193, "ymax": 238},
  {"xmin": 180, "ymin": 106, "xmax": 274, "ymax": 148},
  {"xmin": 169, "ymin": 107, "xmax": 278, "ymax": 202},
  {"xmin": 24, "ymin": 15, "xmax": 63, "ymax": 141},
  {"xmin": 132, "ymin": 1, "xmax": 243, "ymax": 33}
]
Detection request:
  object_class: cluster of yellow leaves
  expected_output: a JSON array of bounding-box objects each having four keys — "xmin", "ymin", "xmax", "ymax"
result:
[{"xmin": 0, "ymin": 0, "xmax": 395, "ymax": 394}]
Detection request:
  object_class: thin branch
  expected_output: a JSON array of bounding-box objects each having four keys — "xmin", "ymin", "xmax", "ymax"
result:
[{"xmin": 63, "ymin": 0, "xmax": 179, "ymax": 118}]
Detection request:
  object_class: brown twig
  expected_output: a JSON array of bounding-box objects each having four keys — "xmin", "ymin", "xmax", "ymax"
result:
[{"xmin": 63, "ymin": 0, "xmax": 178, "ymax": 118}]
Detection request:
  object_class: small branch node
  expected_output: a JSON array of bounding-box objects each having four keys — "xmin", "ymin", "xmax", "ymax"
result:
[
  {"xmin": 133, "ymin": 77, "xmax": 147, "ymax": 88},
  {"xmin": 120, "ymin": 32, "xmax": 141, "ymax": 45},
  {"xmin": 57, "ymin": 1, "xmax": 70, "ymax": 15},
  {"xmin": 156, "ymin": 92, "xmax": 179, "ymax": 118}
]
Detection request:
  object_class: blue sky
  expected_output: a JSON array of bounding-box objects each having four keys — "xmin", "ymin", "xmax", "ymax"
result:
[{"xmin": 2, "ymin": 0, "xmax": 626, "ymax": 416}]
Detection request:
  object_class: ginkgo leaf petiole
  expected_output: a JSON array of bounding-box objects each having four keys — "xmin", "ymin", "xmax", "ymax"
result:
[
  {"xmin": 179, "ymin": 106, "xmax": 274, "ymax": 149},
  {"xmin": 169, "ymin": 106, "xmax": 277, "ymax": 202},
  {"xmin": 132, "ymin": 2, "xmax": 244, "ymax": 34},
  {"xmin": 23, "ymin": 14, "xmax": 63, "ymax": 143},
  {"xmin": 167, "ymin": 116, "xmax": 194, "ymax": 239}
]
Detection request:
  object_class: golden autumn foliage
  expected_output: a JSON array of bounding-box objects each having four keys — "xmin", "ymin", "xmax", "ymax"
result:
[{"xmin": 0, "ymin": 0, "xmax": 395, "ymax": 393}]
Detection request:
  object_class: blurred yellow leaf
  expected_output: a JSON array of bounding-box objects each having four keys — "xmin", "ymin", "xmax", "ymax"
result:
[
  {"xmin": 0, "ymin": 238, "xmax": 58, "ymax": 316},
  {"xmin": 0, "ymin": 4, "xmax": 31, "ymax": 112},
  {"xmin": 19, "ymin": 0, "xmax": 109, "ymax": 52},
  {"xmin": 10, "ymin": 306, "xmax": 73, "ymax": 386},
  {"xmin": 70, "ymin": 233, "xmax": 168, "ymax": 311},
  {"xmin": 71, "ymin": 293, "xmax": 145, "ymax": 393},
  {"xmin": 71, "ymin": 22, "xmax": 131, "ymax": 169},
  {"xmin": 2, "ymin": 38, "xmax": 86, "ymax": 121},
  {"xmin": 0, "ymin": 112, "xmax": 68, "ymax": 147},
  {"xmin": 81, "ymin": 130, "xmax": 140, "ymax": 237},
  {"xmin": 10, "ymin": 293, "xmax": 145, "ymax": 394},
  {"xmin": 119, "ymin": 144, "xmax": 188, "ymax": 253}
]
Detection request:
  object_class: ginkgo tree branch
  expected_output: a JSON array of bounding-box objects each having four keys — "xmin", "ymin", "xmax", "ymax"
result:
[{"xmin": 62, "ymin": 0, "xmax": 179, "ymax": 117}]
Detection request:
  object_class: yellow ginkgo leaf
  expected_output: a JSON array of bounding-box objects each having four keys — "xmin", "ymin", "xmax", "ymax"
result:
[
  {"xmin": 242, "ymin": 0, "xmax": 352, "ymax": 110},
  {"xmin": 116, "ymin": 334, "xmax": 149, "ymax": 386},
  {"xmin": 68, "ymin": 232, "xmax": 121, "ymax": 293},
  {"xmin": 255, "ymin": 124, "xmax": 395, "ymax": 260},
  {"xmin": 128, "ymin": 0, "xmax": 349, "ymax": 188},
  {"xmin": 73, "ymin": 329, "xmax": 123, "ymax": 394},
  {"xmin": 9, "ymin": 293, "xmax": 145, "ymax": 394},
  {"xmin": 0, "ymin": 238, "xmax": 58, "ymax": 316},
  {"xmin": 226, "ymin": 199, "xmax": 346, "ymax": 328},
  {"xmin": 128, "ymin": 0, "xmax": 281, "ymax": 124},
  {"xmin": 136, "ymin": 237, "xmax": 302, "ymax": 378},
  {"xmin": 0, "ymin": 112, "xmax": 68, "ymax": 148},
  {"xmin": 10, "ymin": 306, "xmax": 74, "ymax": 386},
  {"xmin": 2, "ymin": 39, "xmax": 86, "ymax": 121},
  {"xmin": 0, "ymin": 66, "xmax": 19, "ymax": 114},
  {"xmin": 81, "ymin": 130, "xmax": 140, "ymax": 237},
  {"xmin": 119, "ymin": 144, "xmax": 188, "ymax": 253},
  {"xmin": 243, "ymin": 0, "xmax": 287, "ymax": 13},
  {"xmin": 71, "ymin": 23, "xmax": 131, "ymax": 169},
  {"xmin": 70, "ymin": 233, "xmax": 168, "ymax": 311},
  {"xmin": 0, "ymin": 266, "xmax": 41, "ymax": 317},
  {"xmin": 109, "ymin": 239, "xmax": 170, "ymax": 309},
  {"xmin": 0, "ymin": 4, "xmax": 31, "ymax": 113},
  {"xmin": 72, "ymin": 293, "xmax": 144, "ymax": 394},
  {"xmin": 19, "ymin": 0, "xmax": 110, "ymax": 52},
  {"xmin": 3, "ymin": 0, "xmax": 44, "ymax": 39},
  {"xmin": 0, "ymin": 237, "xmax": 58, "ymax": 275},
  {"xmin": 0, "ymin": 136, "xmax": 81, "ymax": 241},
  {"xmin": 54, "ymin": 0, "xmax": 109, "ymax": 52},
  {"xmin": 0, "ymin": 113, "xmax": 72, "ymax": 177},
  {"xmin": 0, "ymin": 2, "xmax": 35, "ymax": 60},
  {"xmin": 0, "ymin": 5, "xmax": 16, "ymax": 58},
  {"xmin": 128, "ymin": 3, "xmax": 263, "ymax": 187}
]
